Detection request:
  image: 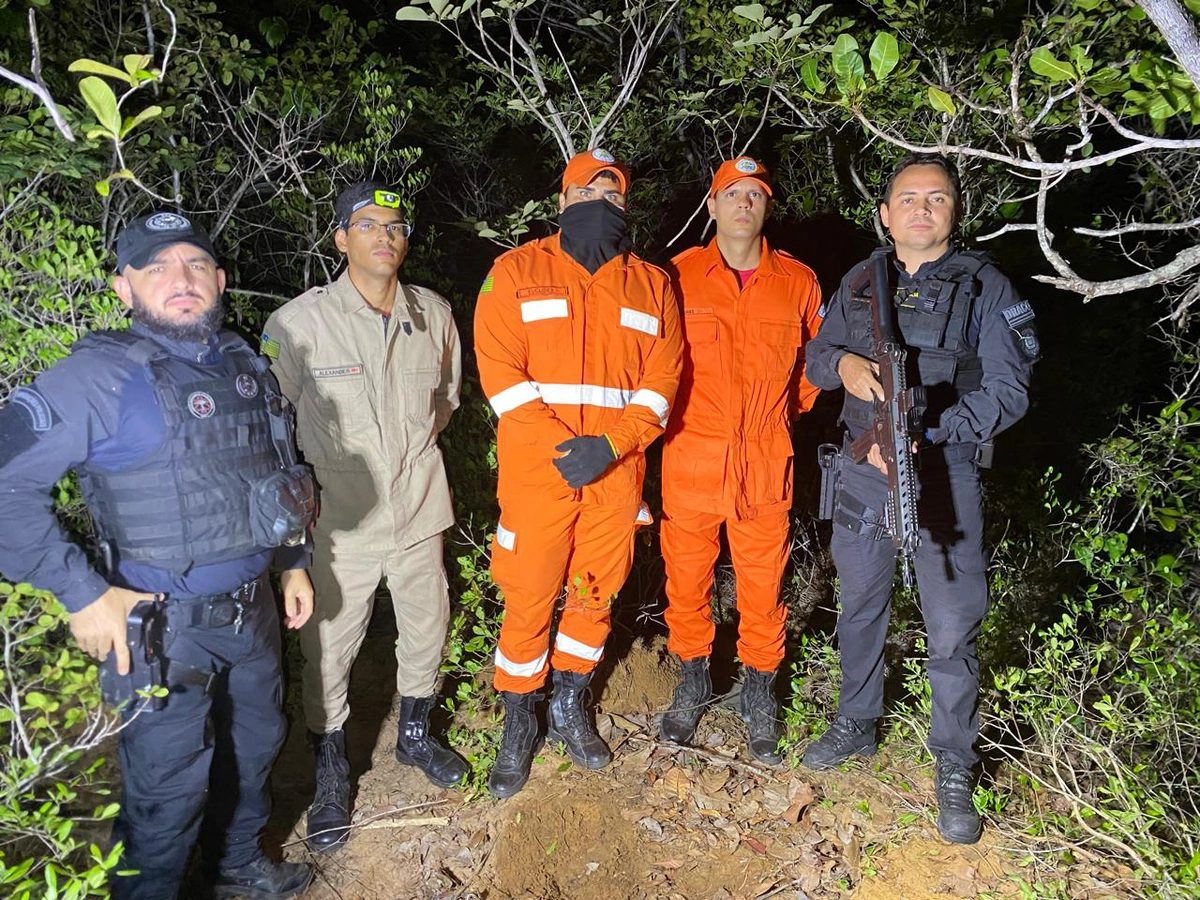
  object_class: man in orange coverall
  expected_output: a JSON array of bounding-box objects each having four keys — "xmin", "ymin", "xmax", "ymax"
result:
[
  {"xmin": 475, "ymin": 148, "xmax": 683, "ymax": 797},
  {"xmin": 659, "ymin": 157, "xmax": 823, "ymax": 764}
]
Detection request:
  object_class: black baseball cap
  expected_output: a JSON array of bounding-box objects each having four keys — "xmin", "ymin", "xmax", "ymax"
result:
[
  {"xmin": 334, "ymin": 181, "xmax": 403, "ymax": 228},
  {"xmin": 116, "ymin": 212, "xmax": 218, "ymax": 271}
]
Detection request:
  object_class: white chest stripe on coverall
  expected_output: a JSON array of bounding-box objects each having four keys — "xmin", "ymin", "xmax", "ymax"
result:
[{"xmin": 488, "ymin": 382, "xmax": 670, "ymax": 427}]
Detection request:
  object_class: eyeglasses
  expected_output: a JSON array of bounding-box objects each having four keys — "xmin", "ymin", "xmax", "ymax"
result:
[{"xmin": 350, "ymin": 221, "xmax": 413, "ymax": 239}]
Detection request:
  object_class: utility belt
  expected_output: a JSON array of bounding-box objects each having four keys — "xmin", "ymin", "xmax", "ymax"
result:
[
  {"xmin": 169, "ymin": 576, "xmax": 264, "ymax": 633},
  {"xmin": 816, "ymin": 435, "xmax": 993, "ymax": 539}
]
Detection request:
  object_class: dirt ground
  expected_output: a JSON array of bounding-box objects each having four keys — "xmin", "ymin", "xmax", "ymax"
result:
[{"xmin": 264, "ymin": 630, "xmax": 1136, "ymax": 900}]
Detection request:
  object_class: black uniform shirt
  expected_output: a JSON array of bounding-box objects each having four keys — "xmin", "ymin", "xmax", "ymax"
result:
[
  {"xmin": 806, "ymin": 246, "xmax": 1036, "ymax": 445},
  {"xmin": 0, "ymin": 323, "xmax": 307, "ymax": 613}
]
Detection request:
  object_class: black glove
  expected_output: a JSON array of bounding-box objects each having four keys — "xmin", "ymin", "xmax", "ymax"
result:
[{"xmin": 553, "ymin": 435, "xmax": 617, "ymax": 489}]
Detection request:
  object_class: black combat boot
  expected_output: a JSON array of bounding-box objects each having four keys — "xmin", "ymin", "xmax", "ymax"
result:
[
  {"xmin": 305, "ymin": 729, "xmax": 351, "ymax": 852},
  {"xmin": 801, "ymin": 715, "xmax": 878, "ymax": 770},
  {"xmin": 547, "ymin": 669, "xmax": 612, "ymax": 769},
  {"xmin": 395, "ymin": 695, "xmax": 469, "ymax": 788},
  {"xmin": 211, "ymin": 856, "xmax": 313, "ymax": 900},
  {"xmin": 934, "ymin": 756, "xmax": 983, "ymax": 844},
  {"xmin": 740, "ymin": 666, "xmax": 783, "ymax": 765},
  {"xmin": 488, "ymin": 690, "xmax": 541, "ymax": 799},
  {"xmin": 659, "ymin": 656, "xmax": 712, "ymax": 744}
]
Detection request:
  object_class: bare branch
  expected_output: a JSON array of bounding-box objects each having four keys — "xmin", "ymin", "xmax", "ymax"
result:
[
  {"xmin": 1034, "ymin": 243, "xmax": 1200, "ymax": 299},
  {"xmin": 0, "ymin": 10, "xmax": 76, "ymax": 142},
  {"xmin": 1075, "ymin": 215, "xmax": 1200, "ymax": 238},
  {"xmin": 1137, "ymin": 0, "xmax": 1200, "ymax": 91}
]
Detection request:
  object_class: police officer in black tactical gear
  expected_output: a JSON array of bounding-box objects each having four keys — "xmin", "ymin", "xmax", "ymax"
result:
[
  {"xmin": 802, "ymin": 154, "xmax": 1038, "ymax": 844},
  {"xmin": 0, "ymin": 213, "xmax": 318, "ymax": 899}
]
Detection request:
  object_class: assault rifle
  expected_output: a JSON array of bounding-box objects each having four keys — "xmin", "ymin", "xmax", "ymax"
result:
[{"xmin": 847, "ymin": 253, "xmax": 926, "ymax": 587}]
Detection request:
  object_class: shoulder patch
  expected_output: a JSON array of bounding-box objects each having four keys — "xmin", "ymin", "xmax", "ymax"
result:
[
  {"xmin": 479, "ymin": 274, "xmax": 495, "ymax": 295},
  {"xmin": 1001, "ymin": 300, "xmax": 1035, "ymax": 328},
  {"xmin": 10, "ymin": 386, "xmax": 57, "ymax": 432},
  {"xmin": 260, "ymin": 332, "xmax": 281, "ymax": 359}
]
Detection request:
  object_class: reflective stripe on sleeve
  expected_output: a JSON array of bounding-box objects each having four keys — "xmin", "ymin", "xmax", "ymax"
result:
[
  {"xmin": 496, "ymin": 523, "xmax": 516, "ymax": 551},
  {"xmin": 629, "ymin": 388, "xmax": 671, "ymax": 426},
  {"xmin": 495, "ymin": 647, "xmax": 548, "ymax": 678},
  {"xmin": 554, "ymin": 632, "xmax": 605, "ymax": 662},
  {"xmin": 489, "ymin": 380, "xmax": 541, "ymax": 416},
  {"xmin": 540, "ymin": 383, "xmax": 633, "ymax": 410},
  {"xmin": 619, "ymin": 307, "xmax": 660, "ymax": 337},
  {"xmin": 521, "ymin": 298, "xmax": 569, "ymax": 322}
]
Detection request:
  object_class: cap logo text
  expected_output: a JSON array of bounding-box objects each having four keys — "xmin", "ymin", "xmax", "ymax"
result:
[{"xmin": 145, "ymin": 212, "xmax": 191, "ymax": 231}]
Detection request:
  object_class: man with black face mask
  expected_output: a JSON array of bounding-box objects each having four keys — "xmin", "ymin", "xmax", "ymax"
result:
[{"xmin": 475, "ymin": 148, "xmax": 683, "ymax": 798}]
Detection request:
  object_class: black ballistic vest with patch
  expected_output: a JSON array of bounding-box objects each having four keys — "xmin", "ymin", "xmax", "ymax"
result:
[
  {"xmin": 842, "ymin": 249, "xmax": 989, "ymax": 434},
  {"xmin": 78, "ymin": 330, "xmax": 287, "ymax": 573}
]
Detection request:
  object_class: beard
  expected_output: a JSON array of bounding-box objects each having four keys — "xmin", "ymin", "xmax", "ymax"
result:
[{"xmin": 130, "ymin": 290, "xmax": 226, "ymax": 342}]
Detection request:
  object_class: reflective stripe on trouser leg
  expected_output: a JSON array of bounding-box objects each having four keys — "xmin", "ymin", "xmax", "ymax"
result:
[
  {"xmin": 302, "ymin": 541, "xmax": 385, "ymax": 732},
  {"xmin": 726, "ymin": 509, "xmax": 791, "ymax": 672},
  {"xmin": 386, "ymin": 533, "xmax": 451, "ymax": 697},
  {"xmin": 492, "ymin": 500, "xmax": 581, "ymax": 693},
  {"xmin": 661, "ymin": 506, "xmax": 723, "ymax": 661},
  {"xmin": 552, "ymin": 501, "xmax": 639, "ymax": 675},
  {"xmin": 914, "ymin": 457, "xmax": 989, "ymax": 768}
]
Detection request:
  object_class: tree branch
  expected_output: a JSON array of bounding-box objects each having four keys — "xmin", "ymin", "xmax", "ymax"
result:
[
  {"xmin": 1137, "ymin": 0, "xmax": 1200, "ymax": 91},
  {"xmin": 0, "ymin": 10, "xmax": 75, "ymax": 142},
  {"xmin": 1034, "ymin": 243, "xmax": 1200, "ymax": 299}
]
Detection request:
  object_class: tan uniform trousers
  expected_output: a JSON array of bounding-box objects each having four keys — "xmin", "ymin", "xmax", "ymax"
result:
[{"xmin": 301, "ymin": 532, "xmax": 449, "ymax": 733}]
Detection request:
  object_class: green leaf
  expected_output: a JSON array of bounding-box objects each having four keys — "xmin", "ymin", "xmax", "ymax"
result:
[
  {"xmin": 831, "ymin": 34, "xmax": 864, "ymax": 94},
  {"xmin": 120, "ymin": 105, "xmax": 162, "ymax": 138},
  {"xmin": 95, "ymin": 178, "xmax": 111, "ymax": 197},
  {"xmin": 732, "ymin": 3, "xmax": 766, "ymax": 22},
  {"xmin": 804, "ymin": 3, "xmax": 832, "ymax": 25},
  {"xmin": 800, "ymin": 58, "xmax": 826, "ymax": 94},
  {"xmin": 68, "ymin": 59, "xmax": 136, "ymax": 87},
  {"xmin": 1029, "ymin": 47, "xmax": 1076, "ymax": 83},
  {"xmin": 78, "ymin": 77, "xmax": 120, "ymax": 135},
  {"xmin": 869, "ymin": 32, "xmax": 899, "ymax": 82},
  {"xmin": 122, "ymin": 54, "xmax": 152, "ymax": 77},
  {"xmin": 395, "ymin": 6, "xmax": 431, "ymax": 21},
  {"xmin": 831, "ymin": 33, "xmax": 859, "ymax": 69},
  {"xmin": 928, "ymin": 86, "xmax": 957, "ymax": 116}
]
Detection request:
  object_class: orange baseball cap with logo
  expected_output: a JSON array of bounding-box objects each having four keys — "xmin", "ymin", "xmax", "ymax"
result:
[
  {"xmin": 709, "ymin": 156, "xmax": 772, "ymax": 197},
  {"xmin": 561, "ymin": 148, "xmax": 631, "ymax": 195}
]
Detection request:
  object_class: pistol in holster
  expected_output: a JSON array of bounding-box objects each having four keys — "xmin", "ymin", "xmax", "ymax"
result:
[
  {"xmin": 816, "ymin": 443, "xmax": 842, "ymax": 521},
  {"xmin": 98, "ymin": 599, "xmax": 168, "ymax": 712}
]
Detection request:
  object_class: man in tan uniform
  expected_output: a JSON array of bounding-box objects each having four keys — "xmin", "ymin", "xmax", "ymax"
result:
[{"xmin": 262, "ymin": 182, "xmax": 465, "ymax": 852}]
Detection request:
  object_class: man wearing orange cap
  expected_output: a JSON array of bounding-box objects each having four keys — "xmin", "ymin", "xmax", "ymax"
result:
[
  {"xmin": 659, "ymin": 157, "xmax": 823, "ymax": 764},
  {"xmin": 475, "ymin": 148, "xmax": 683, "ymax": 797}
]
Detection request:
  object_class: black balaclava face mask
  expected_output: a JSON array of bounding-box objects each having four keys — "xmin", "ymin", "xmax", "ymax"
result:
[{"xmin": 559, "ymin": 199, "xmax": 632, "ymax": 275}]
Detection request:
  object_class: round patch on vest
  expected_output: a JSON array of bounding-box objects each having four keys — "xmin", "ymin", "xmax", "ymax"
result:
[
  {"xmin": 591, "ymin": 148, "xmax": 615, "ymax": 163},
  {"xmin": 735, "ymin": 157, "xmax": 760, "ymax": 173},
  {"xmin": 188, "ymin": 391, "xmax": 216, "ymax": 418},
  {"xmin": 145, "ymin": 212, "xmax": 192, "ymax": 231},
  {"xmin": 235, "ymin": 374, "xmax": 259, "ymax": 399}
]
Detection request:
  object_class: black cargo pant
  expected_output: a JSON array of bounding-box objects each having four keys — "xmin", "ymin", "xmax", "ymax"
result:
[
  {"xmin": 109, "ymin": 578, "xmax": 286, "ymax": 900},
  {"xmin": 830, "ymin": 444, "xmax": 988, "ymax": 767}
]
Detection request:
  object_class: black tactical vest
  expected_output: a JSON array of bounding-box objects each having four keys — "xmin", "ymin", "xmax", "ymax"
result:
[
  {"xmin": 77, "ymin": 329, "xmax": 291, "ymax": 573},
  {"xmin": 842, "ymin": 248, "xmax": 989, "ymax": 432}
]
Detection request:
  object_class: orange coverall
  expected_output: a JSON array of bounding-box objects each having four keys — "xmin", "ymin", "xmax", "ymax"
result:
[
  {"xmin": 661, "ymin": 237, "xmax": 823, "ymax": 672},
  {"xmin": 475, "ymin": 233, "xmax": 683, "ymax": 693}
]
